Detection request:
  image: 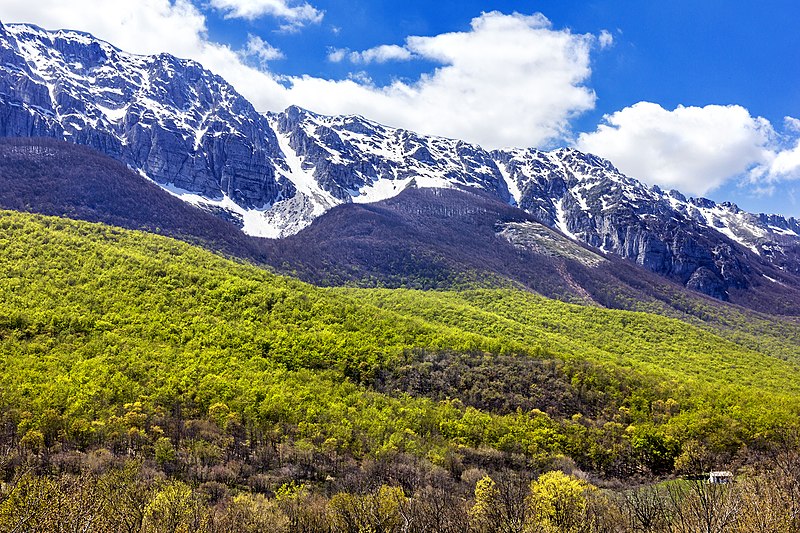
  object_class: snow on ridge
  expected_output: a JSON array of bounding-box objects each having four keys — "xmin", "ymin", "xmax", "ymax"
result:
[
  {"xmin": 5, "ymin": 23, "xmax": 800, "ymax": 256},
  {"xmin": 769, "ymin": 225, "xmax": 799, "ymax": 237},
  {"xmin": 9, "ymin": 23, "xmax": 101, "ymax": 48},
  {"xmin": 271, "ymin": 124, "xmax": 338, "ymax": 217},
  {"xmin": 688, "ymin": 202, "xmax": 762, "ymax": 254}
]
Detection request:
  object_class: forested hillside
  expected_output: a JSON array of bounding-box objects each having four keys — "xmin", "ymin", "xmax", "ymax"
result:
[{"xmin": 2, "ymin": 211, "xmax": 800, "ymax": 531}]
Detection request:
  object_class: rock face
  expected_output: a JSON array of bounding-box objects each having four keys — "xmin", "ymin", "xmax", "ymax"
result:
[
  {"xmin": 0, "ymin": 22, "xmax": 291, "ymax": 212},
  {"xmin": 1, "ymin": 21, "xmax": 800, "ymax": 300},
  {"xmin": 489, "ymin": 147, "xmax": 765, "ymax": 300},
  {"xmin": 271, "ymin": 105, "xmax": 511, "ymax": 203}
]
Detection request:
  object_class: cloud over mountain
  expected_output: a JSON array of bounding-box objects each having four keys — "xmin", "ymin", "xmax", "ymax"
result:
[
  {"xmin": 577, "ymin": 102, "xmax": 800, "ymax": 196},
  {"xmin": 4, "ymin": 1, "xmax": 798, "ymax": 205},
  {"xmin": 289, "ymin": 11, "xmax": 597, "ymax": 149}
]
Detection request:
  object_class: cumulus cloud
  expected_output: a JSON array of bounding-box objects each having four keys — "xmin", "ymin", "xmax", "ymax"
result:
[
  {"xmin": 7, "ymin": 2, "xmax": 798, "ymax": 203},
  {"xmin": 240, "ymin": 34, "xmax": 284, "ymax": 66},
  {"xmin": 209, "ymin": 0, "xmax": 323, "ymax": 27},
  {"xmin": 3, "ymin": 0, "xmax": 209, "ymax": 60},
  {"xmin": 291, "ymin": 11, "xmax": 597, "ymax": 148},
  {"xmin": 598, "ymin": 29, "xmax": 614, "ymax": 49},
  {"xmin": 349, "ymin": 44, "xmax": 413, "ymax": 64},
  {"xmin": 1, "ymin": 0, "xmax": 294, "ymax": 110},
  {"xmin": 4, "ymin": 4, "xmax": 600, "ymax": 148},
  {"xmin": 327, "ymin": 48, "xmax": 347, "ymax": 63},
  {"xmin": 785, "ymin": 116, "xmax": 800, "ymax": 132},
  {"xmin": 576, "ymin": 102, "xmax": 792, "ymax": 195},
  {"xmin": 767, "ymin": 139, "xmax": 800, "ymax": 180}
]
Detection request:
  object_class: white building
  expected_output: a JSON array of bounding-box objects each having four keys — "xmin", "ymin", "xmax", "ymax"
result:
[{"xmin": 708, "ymin": 471, "xmax": 734, "ymax": 484}]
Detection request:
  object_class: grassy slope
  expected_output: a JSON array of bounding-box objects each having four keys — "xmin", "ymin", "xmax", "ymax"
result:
[{"xmin": 2, "ymin": 210, "xmax": 800, "ymax": 470}]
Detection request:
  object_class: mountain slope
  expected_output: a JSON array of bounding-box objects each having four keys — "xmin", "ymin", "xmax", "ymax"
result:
[
  {"xmin": 3, "ymin": 136, "xmax": 800, "ymax": 319},
  {"xmin": 273, "ymin": 185, "xmax": 800, "ymax": 318},
  {"xmin": 3, "ymin": 209, "xmax": 800, "ymax": 483},
  {"xmin": 0, "ymin": 137, "xmax": 267, "ymax": 261},
  {"xmin": 2, "ymin": 20, "xmax": 800, "ymax": 305},
  {"xmin": 0, "ymin": 21, "xmax": 292, "ymax": 220}
]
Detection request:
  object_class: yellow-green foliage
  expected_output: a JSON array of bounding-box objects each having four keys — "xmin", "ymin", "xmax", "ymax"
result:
[
  {"xmin": 527, "ymin": 471, "xmax": 595, "ymax": 532},
  {"xmin": 349, "ymin": 288, "xmax": 800, "ymax": 396},
  {"xmin": 1, "ymin": 210, "xmax": 800, "ymax": 472}
]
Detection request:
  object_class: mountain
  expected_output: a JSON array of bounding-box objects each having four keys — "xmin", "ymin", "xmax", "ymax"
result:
[
  {"xmin": 272, "ymin": 106, "xmax": 800, "ymax": 302},
  {"xmin": 272, "ymin": 185, "xmax": 800, "ymax": 316},
  {"xmin": 2, "ymin": 20, "xmax": 800, "ymax": 306},
  {"xmin": 0, "ymin": 21, "xmax": 292, "ymax": 214},
  {"xmin": 5, "ymin": 136, "xmax": 800, "ymax": 319}
]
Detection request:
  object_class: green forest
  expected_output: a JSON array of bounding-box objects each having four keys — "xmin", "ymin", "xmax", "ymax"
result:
[{"xmin": 2, "ymin": 210, "xmax": 800, "ymax": 532}]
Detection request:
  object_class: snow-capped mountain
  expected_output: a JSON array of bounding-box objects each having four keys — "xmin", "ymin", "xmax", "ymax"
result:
[
  {"xmin": 1, "ymin": 21, "xmax": 799, "ymax": 299},
  {"xmin": 0, "ymin": 21, "xmax": 293, "ymax": 230},
  {"xmin": 263, "ymin": 105, "xmax": 515, "ymax": 236}
]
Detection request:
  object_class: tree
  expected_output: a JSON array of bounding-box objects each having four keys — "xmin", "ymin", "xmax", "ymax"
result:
[
  {"xmin": 667, "ymin": 479, "xmax": 740, "ymax": 533},
  {"xmin": 328, "ymin": 485, "xmax": 408, "ymax": 533},
  {"xmin": 526, "ymin": 471, "xmax": 595, "ymax": 532},
  {"xmin": 622, "ymin": 484, "xmax": 672, "ymax": 532},
  {"xmin": 469, "ymin": 474, "xmax": 529, "ymax": 533},
  {"xmin": 142, "ymin": 481, "xmax": 203, "ymax": 533}
]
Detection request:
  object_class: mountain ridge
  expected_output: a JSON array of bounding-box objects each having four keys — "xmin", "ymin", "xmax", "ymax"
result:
[{"xmin": 1, "ymin": 20, "xmax": 800, "ymax": 302}]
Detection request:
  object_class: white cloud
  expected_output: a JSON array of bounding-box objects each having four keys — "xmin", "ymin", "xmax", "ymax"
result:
[
  {"xmin": 349, "ymin": 44, "xmax": 413, "ymax": 64},
  {"xmin": 576, "ymin": 102, "xmax": 800, "ymax": 196},
  {"xmin": 598, "ymin": 29, "xmax": 614, "ymax": 49},
  {"xmin": 785, "ymin": 116, "xmax": 800, "ymax": 132},
  {"xmin": 1, "ymin": 0, "xmax": 294, "ymax": 110},
  {"xmin": 767, "ymin": 139, "xmax": 800, "ymax": 179},
  {"xmin": 3, "ymin": 0, "xmax": 208, "ymax": 60},
  {"xmin": 208, "ymin": 0, "xmax": 323, "ymax": 27},
  {"xmin": 7, "ymin": 2, "xmax": 798, "ymax": 204},
  {"xmin": 327, "ymin": 48, "xmax": 347, "ymax": 63},
  {"xmin": 290, "ymin": 11, "xmax": 597, "ymax": 148},
  {"xmin": 240, "ymin": 34, "xmax": 284, "ymax": 66}
]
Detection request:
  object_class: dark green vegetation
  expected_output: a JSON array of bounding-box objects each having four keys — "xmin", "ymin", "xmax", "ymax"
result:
[{"xmin": 2, "ymin": 210, "xmax": 800, "ymax": 531}]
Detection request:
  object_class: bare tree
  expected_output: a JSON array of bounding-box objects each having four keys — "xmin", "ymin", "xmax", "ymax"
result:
[
  {"xmin": 667, "ymin": 478, "xmax": 740, "ymax": 533},
  {"xmin": 623, "ymin": 484, "xmax": 672, "ymax": 532}
]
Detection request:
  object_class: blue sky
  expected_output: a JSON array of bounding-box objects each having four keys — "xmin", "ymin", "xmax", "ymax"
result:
[
  {"xmin": 5, "ymin": 0, "xmax": 800, "ymax": 216},
  {"xmin": 207, "ymin": 0, "xmax": 799, "ymax": 130}
]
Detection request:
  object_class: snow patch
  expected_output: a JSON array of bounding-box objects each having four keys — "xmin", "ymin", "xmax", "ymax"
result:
[
  {"xmin": 496, "ymin": 160, "xmax": 521, "ymax": 206},
  {"xmin": 138, "ymin": 170, "xmax": 283, "ymax": 238},
  {"xmin": 572, "ymin": 188, "xmax": 589, "ymax": 211},
  {"xmin": 693, "ymin": 205, "xmax": 762, "ymax": 254},
  {"xmin": 352, "ymin": 177, "xmax": 409, "ymax": 203},
  {"xmin": 554, "ymin": 198, "xmax": 578, "ymax": 240},
  {"xmin": 272, "ymin": 125, "xmax": 339, "ymax": 216},
  {"xmin": 769, "ymin": 225, "xmax": 798, "ymax": 237},
  {"xmin": 95, "ymin": 103, "xmax": 128, "ymax": 122},
  {"xmin": 762, "ymin": 274, "xmax": 787, "ymax": 287}
]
